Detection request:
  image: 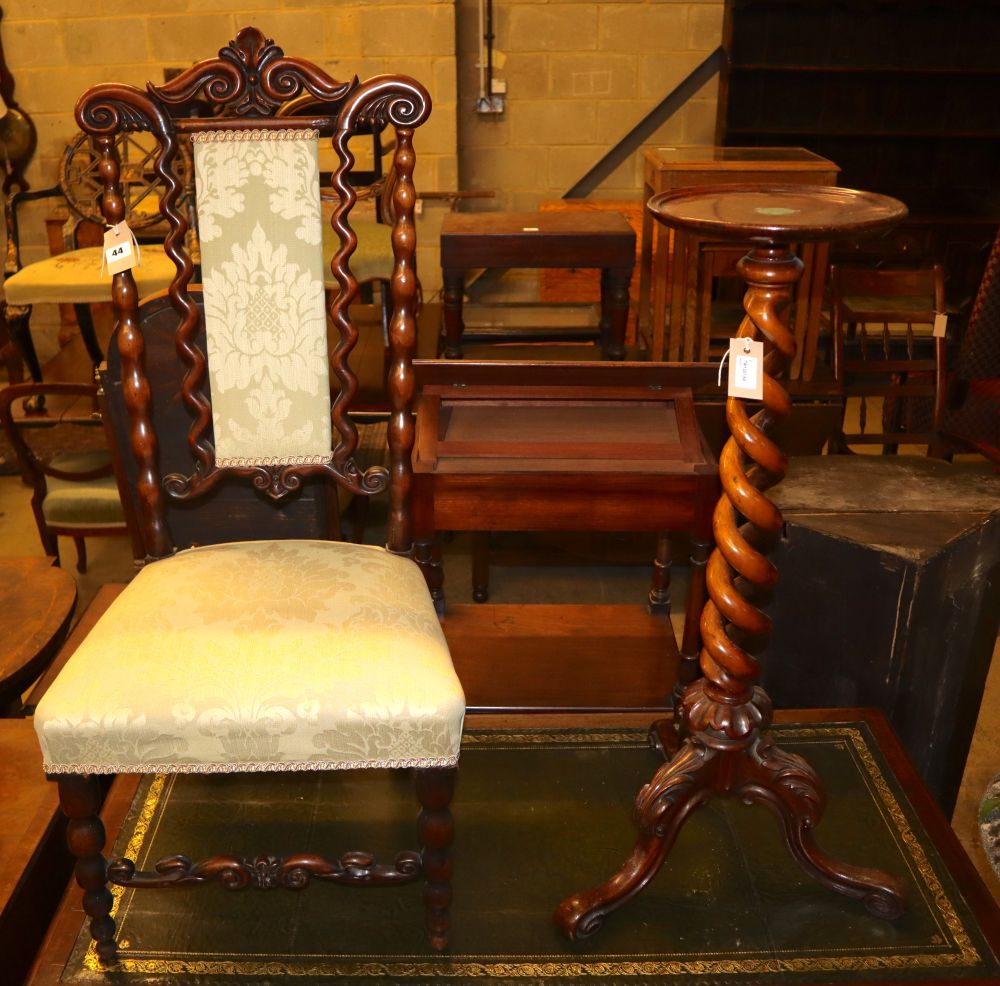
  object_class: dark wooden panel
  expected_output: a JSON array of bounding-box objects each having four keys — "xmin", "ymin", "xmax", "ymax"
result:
[{"xmin": 444, "ymin": 603, "xmax": 677, "ymax": 709}]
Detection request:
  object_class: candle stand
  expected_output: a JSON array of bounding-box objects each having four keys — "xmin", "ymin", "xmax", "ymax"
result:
[{"xmin": 555, "ymin": 184, "xmax": 909, "ymax": 941}]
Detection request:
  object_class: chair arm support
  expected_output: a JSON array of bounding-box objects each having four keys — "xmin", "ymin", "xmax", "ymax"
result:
[{"xmin": 5, "ymin": 185, "xmax": 66, "ymax": 276}]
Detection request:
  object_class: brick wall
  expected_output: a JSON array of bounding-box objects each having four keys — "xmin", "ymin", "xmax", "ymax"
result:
[
  {"xmin": 1, "ymin": 0, "xmax": 457, "ymax": 332},
  {"xmin": 456, "ymin": 0, "xmax": 724, "ymax": 210}
]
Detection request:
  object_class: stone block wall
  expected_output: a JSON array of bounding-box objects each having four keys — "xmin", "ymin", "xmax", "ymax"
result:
[
  {"xmin": 1, "ymin": 0, "xmax": 457, "ymax": 336},
  {"xmin": 456, "ymin": 0, "xmax": 724, "ymax": 210}
]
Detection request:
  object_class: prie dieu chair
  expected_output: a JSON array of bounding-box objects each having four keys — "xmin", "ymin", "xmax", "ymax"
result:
[{"xmin": 32, "ymin": 28, "xmax": 465, "ymax": 961}]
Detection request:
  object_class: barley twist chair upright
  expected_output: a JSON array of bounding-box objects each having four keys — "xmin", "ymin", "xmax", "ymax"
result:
[{"xmin": 32, "ymin": 27, "xmax": 465, "ymax": 963}]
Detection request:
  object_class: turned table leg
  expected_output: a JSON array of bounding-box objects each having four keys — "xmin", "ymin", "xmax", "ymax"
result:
[
  {"xmin": 601, "ymin": 265, "xmax": 629, "ymax": 360},
  {"xmin": 442, "ymin": 269, "xmax": 464, "ymax": 359}
]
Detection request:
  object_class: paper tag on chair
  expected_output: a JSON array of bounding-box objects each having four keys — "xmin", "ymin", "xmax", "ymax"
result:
[
  {"xmin": 727, "ymin": 337, "xmax": 765, "ymax": 400},
  {"xmin": 933, "ymin": 312, "xmax": 948, "ymax": 338},
  {"xmin": 101, "ymin": 222, "xmax": 140, "ymax": 276}
]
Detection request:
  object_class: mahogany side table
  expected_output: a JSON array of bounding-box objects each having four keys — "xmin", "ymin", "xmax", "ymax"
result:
[
  {"xmin": 412, "ymin": 360, "xmax": 719, "ymax": 689},
  {"xmin": 439, "ymin": 211, "xmax": 635, "ymax": 360},
  {"xmin": 555, "ymin": 183, "xmax": 909, "ymax": 940}
]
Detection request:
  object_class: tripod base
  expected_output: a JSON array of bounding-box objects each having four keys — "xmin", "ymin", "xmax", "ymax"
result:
[{"xmin": 554, "ymin": 713, "xmax": 907, "ymax": 942}]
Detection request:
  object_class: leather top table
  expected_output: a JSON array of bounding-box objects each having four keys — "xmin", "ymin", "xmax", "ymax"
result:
[
  {"xmin": 440, "ymin": 211, "xmax": 635, "ymax": 360},
  {"xmin": 0, "ymin": 557, "xmax": 76, "ymax": 715}
]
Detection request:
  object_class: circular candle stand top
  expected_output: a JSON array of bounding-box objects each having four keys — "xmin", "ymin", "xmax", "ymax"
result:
[{"xmin": 648, "ymin": 183, "xmax": 907, "ymax": 243}]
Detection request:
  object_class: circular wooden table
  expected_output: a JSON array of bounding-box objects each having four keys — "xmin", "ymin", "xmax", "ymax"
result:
[
  {"xmin": 556, "ymin": 184, "xmax": 909, "ymax": 941},
  {"xmin": 0, "ymin": 557, "xmax": 76, "ymax": 715}
]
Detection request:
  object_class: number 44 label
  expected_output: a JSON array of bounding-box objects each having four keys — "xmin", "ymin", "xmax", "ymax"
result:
[
  {"xmin": 102, "ymin": 222, "xmax": 140, "ymax": 276},
  {"xmin": 727, "ymin": 337, "xmax": 765, "ymax": 401}
]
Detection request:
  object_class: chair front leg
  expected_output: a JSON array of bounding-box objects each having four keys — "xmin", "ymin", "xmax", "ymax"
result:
[
  {"xmin": 415, "ymin": 765, "xmax": 456, "ymax": 951},
  {"xmin": 57, "ymin": 774, "xmax": 117, "ymax": 963}
]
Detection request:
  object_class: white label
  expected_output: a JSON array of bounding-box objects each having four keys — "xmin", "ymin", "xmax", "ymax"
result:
[
  {"xmin": 727, "ymin": 337, "xmax": 765, "ymax": 400},
  {"xmin": 102, "ymin": 221, "xmax": 140, "ymax": 276},
  {"xmin": 933, "ymin": 312, "xmax": 948, "ymax": 338},
  {"xmin": 105, "ymin": 240, "xmax": 132, "ymax": 264}
]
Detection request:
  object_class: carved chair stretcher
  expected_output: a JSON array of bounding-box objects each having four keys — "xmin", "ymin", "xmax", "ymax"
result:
[{"xmin": 32, "ymin": 28, "xmax": 464, "ymax": 961}]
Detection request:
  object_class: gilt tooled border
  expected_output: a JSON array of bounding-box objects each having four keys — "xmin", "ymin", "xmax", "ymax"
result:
[{"xmin": 79, "ymin": 725, "xmax": 986, "ymax": 978}]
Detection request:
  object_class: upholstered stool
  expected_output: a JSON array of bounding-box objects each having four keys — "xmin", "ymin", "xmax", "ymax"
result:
[{"xmin": 4, "ymin": 247, "xmax": 176, "ymax": 309}]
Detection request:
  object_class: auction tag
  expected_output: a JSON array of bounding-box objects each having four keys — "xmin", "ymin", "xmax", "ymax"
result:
[
  {"xmin": 102, "ymin": 222, "xmax": 140, "ymax": 276},
  {"xmin": 727, "ymin": 337, "xmax": 764, "ymax": 400},
  {"xmin": 932, "ymin": 312, "xmax": 948, "ymax": 338}
]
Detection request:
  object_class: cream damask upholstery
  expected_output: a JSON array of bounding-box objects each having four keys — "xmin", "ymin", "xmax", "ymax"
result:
[
  {"xmin": 35, "ymin": 539, "xmax": 466, "ymax": 774},
  {"xmin": 194, "ymin": 129, "xmax": 332, "ymax": 467}
]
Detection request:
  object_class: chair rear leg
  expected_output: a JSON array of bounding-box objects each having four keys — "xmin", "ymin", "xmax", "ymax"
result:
[
  {"xmin": 73, "ymin": 535, "xmax": 88, "ymax": 574},
  {"xmin": 73, "ymin": 304, "xmax": 105, "ymax": 368},
  {"xmin": 415, "ymin": 765, "xmax": 456, "ymax": 951},
  {"xmin": 7, "ymin": 306, "xmax": 44, "ymax": 391},
  {"xmin": 0, "ymin": 307, "xmax": 24, "ymax": 384},
  {"xmin": 57, "ymin": 774, "xmax": 117, "ymax": 963}
]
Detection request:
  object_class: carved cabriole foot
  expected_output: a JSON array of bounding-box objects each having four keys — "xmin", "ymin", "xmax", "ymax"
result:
[
  {"xmin": 557, "ymin": 685, "xmax": 905, "ymax": 940},
  {"xmin": 737, "ymin": 734, "xmax": 906, "ymax": 919},
  {"xmin": 554, "ymin": 739, "xmax": 717, "ymax": 942},
  {"xmin": 57, "ymin": 774, "xmax": 117, "ymax": 964},
  {"xmin": 416, "ymin": 766, "xmax": 456, "ymax": 950}
]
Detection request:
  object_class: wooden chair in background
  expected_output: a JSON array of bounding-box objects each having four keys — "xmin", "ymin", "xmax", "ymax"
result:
[
  {"xmin": 32, "ymin": 28, "xmax": 464, "ymax": 962},
  {"xmin": 2, "ymin": 133, "xmax": 180, "ymax": 395},
  {"xmin": 940, "ymin": 229, "xmax": 1000, "ymax": 466},
  {"xmin": 0, "ymin": 381, "xmax": 138, "ymax": 572},
  {"xmin": 829, "ymin": 264, "xmax": 947, "ymax": 454}
]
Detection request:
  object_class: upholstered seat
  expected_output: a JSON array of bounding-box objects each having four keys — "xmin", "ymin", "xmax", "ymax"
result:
[
  {"xmin": 41, "ymin": 449, "xmax": 127, "ymax": 529},
  {"xmin": 36, "ymin": 539, "xmax": 465, "ymax": 774},
  {"xmin": 3, "ymin": 245, "xmax": 176, "ymax": 307},
  {"xmin": 322, "ymin": 217, "xmax": 393, "ymax": 287}
]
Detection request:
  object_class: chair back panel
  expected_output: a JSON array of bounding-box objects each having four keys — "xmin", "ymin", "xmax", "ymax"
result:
[
  {"xmin": 75, "ymin": 27, "xmax": 429, "ymax": 559},
  {"xmin": 100, "ymin": 291, "xmax": 339, "ymax": 556},
  {"xmin": 193, "ymin": 130, "xmax": 331, "ymax": 468}
]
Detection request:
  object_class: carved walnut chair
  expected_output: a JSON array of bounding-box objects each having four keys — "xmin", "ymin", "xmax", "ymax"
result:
[{"xmin": 32, "ymin": 28, "xmax": 465, "ymax": 962}]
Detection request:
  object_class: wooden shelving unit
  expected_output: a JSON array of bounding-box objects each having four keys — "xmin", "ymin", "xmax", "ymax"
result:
[{"xmin": 717, "ymin": 0, "xmax": 1000, "ymax": 299}]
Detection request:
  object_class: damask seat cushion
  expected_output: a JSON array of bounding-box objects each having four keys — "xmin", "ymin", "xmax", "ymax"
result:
[
  {"xmin": 34, "ymin": 539, "xmax": 465, "ymax": 774},
  {"xmin": 4, "ymin": 247, "xmax": 176, "ymax": 306}
]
